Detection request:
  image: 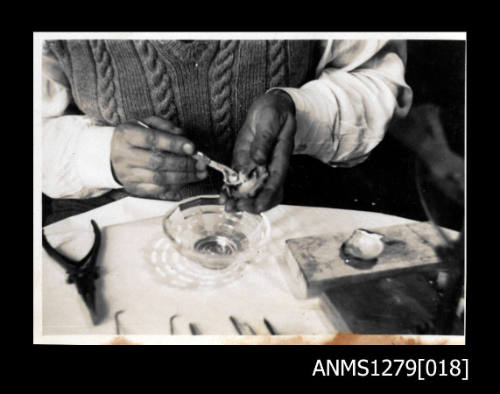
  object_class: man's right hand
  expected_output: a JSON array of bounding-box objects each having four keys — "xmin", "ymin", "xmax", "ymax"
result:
[{"xmin": 110, "ymin": 116, "xmax": 208, "ymax": 200}]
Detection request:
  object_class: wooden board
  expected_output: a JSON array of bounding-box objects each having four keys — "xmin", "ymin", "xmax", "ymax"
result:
[
  {"xmin": 284, "ymin": 221, "xmax": 457, "ymax": 299},
  {"xmin": 320, "ymin": 272, "xmax": 455, "ymax": 335}
]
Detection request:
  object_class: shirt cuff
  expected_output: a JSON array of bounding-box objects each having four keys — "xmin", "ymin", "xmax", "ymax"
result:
[
  {"xmin": 75, "ymin": 125, "xmax": 123, "ymax": 190},
  {"xmin": 268, "ymin": 86, "xmax": 338, "ymax": 162}
]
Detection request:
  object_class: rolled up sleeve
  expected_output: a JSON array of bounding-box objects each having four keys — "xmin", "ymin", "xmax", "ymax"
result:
[
  {"xmin": 42, "ymin": 43, "xmax": 121, "ymax": 199},
  {"xmin": 276, "ymin": 39, "xmax": 413, "ymax": 167}
]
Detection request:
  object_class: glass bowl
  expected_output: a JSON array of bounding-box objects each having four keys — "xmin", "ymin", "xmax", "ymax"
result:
[{"xmin": 162, "ymin": 195, "xmax": 271, "ymax": 270}]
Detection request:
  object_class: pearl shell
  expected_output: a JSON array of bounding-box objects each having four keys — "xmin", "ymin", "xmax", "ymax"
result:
[{"xmin": 343, "ymin": 229, "xmax": 385, "ymax": 260}]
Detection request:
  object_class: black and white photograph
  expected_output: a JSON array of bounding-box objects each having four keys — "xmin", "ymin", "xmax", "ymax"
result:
[{"xmin": 33, "ymin": 32, "xmax": 466, "ymax": 345}]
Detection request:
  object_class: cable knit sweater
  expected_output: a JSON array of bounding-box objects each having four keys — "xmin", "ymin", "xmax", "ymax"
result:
[{"xmin": 46, "ymin": 39, "xmax": 319, "ymax": 198}]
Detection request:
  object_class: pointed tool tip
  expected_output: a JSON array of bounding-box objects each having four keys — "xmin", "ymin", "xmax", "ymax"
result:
[{"xmin": 82, "ymin": 292, "xmax": 100, "ymax": 325}]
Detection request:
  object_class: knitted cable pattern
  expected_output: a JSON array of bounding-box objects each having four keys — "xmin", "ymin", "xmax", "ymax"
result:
[
  {"xmin": 46, "ymin": 40, "xmax": 73, "ymax": 87},
  {"xmin": 90, "ymin": 40, "xmax": 120, "ymax": 125},
  {"xmin": 135, "ymin": 40, "xmax": 178, "ymax": 124},
  {"xmin": 209, "ymin": 40, "xmax": 238, "ymax": 137},
  {"xmin": 268, "ymin": 40, "xmax": 289, "ymax": 88},
  {"xmin": 168, "ymin": 40, "xmax": 211, "ymax": 62}
]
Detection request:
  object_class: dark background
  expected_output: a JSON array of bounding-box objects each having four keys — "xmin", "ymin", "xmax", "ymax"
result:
[
  {"xmin": 283, "ymin": 40, "xmax": 465, "ymax": 224},
  {"xmin": 42, "ymin": 40, "xmax": 466, "ymax": 226}
]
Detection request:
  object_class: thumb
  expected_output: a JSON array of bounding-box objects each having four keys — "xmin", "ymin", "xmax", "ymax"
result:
[{"xmin": 249, "ymin": 107, "xmax": 282, "ymax": 165}]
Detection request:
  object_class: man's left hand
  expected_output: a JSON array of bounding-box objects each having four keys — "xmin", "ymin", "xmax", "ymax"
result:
[{"xmin": 220, "ymin": 90, "xmax": 296, "ymax": 213}]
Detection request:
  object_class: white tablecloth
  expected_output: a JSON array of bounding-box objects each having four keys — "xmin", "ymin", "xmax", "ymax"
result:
[{"xmin": 35, "ymin": 197, "xmax": 463, "ymax": 344}]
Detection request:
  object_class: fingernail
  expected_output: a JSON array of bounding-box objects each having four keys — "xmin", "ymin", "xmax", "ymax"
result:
[
  {"xmin": 196, "ymin": 161, "xmax": 207, "ymax": 171},
  {"xmin": 197, "ymin": 171, "xmax": 208, "ymax": 179},
  {"xmin": 183, "ymin": 144, "xmax": 194, "ymax": 155},
  {"xmin": 162, "ymin": 191, "xmax": 181, "ymax": 200}
]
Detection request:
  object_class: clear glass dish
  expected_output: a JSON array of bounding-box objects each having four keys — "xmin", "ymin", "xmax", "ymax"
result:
[{"xmin": 162, "ymin": 195, "xmax": 271, "ymax": 270}]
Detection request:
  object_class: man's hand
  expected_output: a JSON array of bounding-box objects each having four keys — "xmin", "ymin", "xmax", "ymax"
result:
[
  {"xmin": 221, "ymin": 90, "xmax": 296, "ymax": 213},
  {"xmin": 110, "ymin": 116, "xmax": 207, "ymax": 200},
  {"xmin": 390, "ymin": 105, "xmax": 464, "ymax": 205}
]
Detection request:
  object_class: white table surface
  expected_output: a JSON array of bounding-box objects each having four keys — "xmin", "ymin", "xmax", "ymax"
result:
[{"xmin": 34, "ymin": 197, "xmax": 463, "ymax": 345}]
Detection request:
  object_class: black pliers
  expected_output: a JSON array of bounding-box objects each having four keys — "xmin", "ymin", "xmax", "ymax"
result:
[{"xmin": 42, "ymin": 220, "xmax": 102, "ymax": 325}]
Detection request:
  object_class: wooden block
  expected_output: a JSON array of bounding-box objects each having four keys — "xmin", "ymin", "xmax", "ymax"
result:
[{"xmin": 284, "ymin": 221, "xmax": 457, "ymax": 299}]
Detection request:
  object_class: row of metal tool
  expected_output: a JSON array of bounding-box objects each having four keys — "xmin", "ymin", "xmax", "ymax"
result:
[{"xmin": 114, "ymin": 311, "xmax": 278, "ymax": 335}]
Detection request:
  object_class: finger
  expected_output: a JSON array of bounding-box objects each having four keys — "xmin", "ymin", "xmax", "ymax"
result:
[
  {"xmin": 252, "ymin": 168, "xmax": 286, "ymax": 213},
  {"xmin": 159, "ymin": 170, "xmax": 207, "ymax": 185},
  {"xmin": 219, "ymin": 192, "xmax": 229, "ymax": 204},
  {"xmin": 127, "ymin": 149, "xmax": 202, "ymax": 172},
  {"xmin": 159, "ymin": 189, "xmax": 183, "ymax": 201},
  {"xmin": 141, "ymin": 116, "xmax": 184, "ymax": 135},
  {"xmin": 255, "ymin": 186, "xmax": 283, "ymax": 213},
  {"xmin": 236, "ymin": 197, "xmax": 256, "ymax": 214},
  {"xmin": 231, "ymin": 148, "xmax": 253, "ymax": 172},
  {"xmin": 123, "ymin": 148, "xmax": 166, "ymax": 170},
  {"xmin": 224, "ymin": 198, "xmax": 238, "ymax": 212},
  {"xmin": 249, "ymin": 107, "xmax": 283, "ymax": 164},
  {"xmin": 152, "ymin": 170, "xmax": 208, "ymax": 185},
  {"xmin": 155, "ymin": 152, "xmax": 207, "ymax": 172},
  {"xmin": 232, "ymin": 122, "xmax": 255, "ymax": 170},
  {"xmin": 270, "ymin": 114, "xmax": 295, "ymax": 172},
  {"xmin": 253, "ymin": 117, "xmax": 294, "ymax": 212},
  {"xmin": 159, "ymin": 153, "xmax": 200, "ymax": 172},
  {"xmin": 258, "ymin": 115, "xmax": 295, "ymax": 190},
  {"xmin": 123, "ymin": 168, "xmax": 206, "ymax": 185},
  {"xmin": 132, "ymin": 184, "xmax": 182, "ymax": 201},
  {"xmin": 120, "ymin": 167, "xmax": 156, "ymax": 184},
  {"xmin": 122, "ymin": 124, "xmax": 195, "ymax": 155},
  {"xmin": 126, "ymin": 183, "xmax": 166, "ymax": 199}
]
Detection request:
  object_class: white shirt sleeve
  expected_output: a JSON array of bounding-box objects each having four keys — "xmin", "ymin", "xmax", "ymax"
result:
[
  {"xmin": 275, "ymin": 40, "xmax": 413, "ymax": 167},
  {"xmin": 42, "ymin": 47, "xmax": 122, "ymax": 199}
]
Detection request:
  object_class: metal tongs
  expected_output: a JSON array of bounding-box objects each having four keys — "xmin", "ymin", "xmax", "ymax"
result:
[
  {"xmin": 42, "ymin": 220, "xmax": 102, "ymax": 325},
  {"xmin": 136, "ymin": 121, "xmax": 244, "ymax": 186}
]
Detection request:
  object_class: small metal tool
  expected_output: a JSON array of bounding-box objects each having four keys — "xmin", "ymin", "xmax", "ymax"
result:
[
  {"xmin": 229, "ymin": 316, "xmax": 242, "ymax": 335},
  {"xmin": 189, "ymin": 323, "xmax": 201, "ymax": 335},
  {"xmin": 263, "ymin": 318, "xmax": 278, "ymax": 335},
  {"xmin": 242, "ymin": 323, "xmax": 257, "ymax": 335},
  {"xmin": 229, "ymin": 316, "xmax": 257, "ymax": 335},
  {"xmin": 114, "ymin": 310, "xmax": 125, "ymax": 335},
  {"xmin": 136, "ymin": 121, "xmax": 243, "ymax": 186},
  {"xmin": 169, "ymin": 314, "xmax": 179, "ymax": 335},
  {"xmin": 192, "ymin": 151, "xmax": 243, "ymax": 186}
]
